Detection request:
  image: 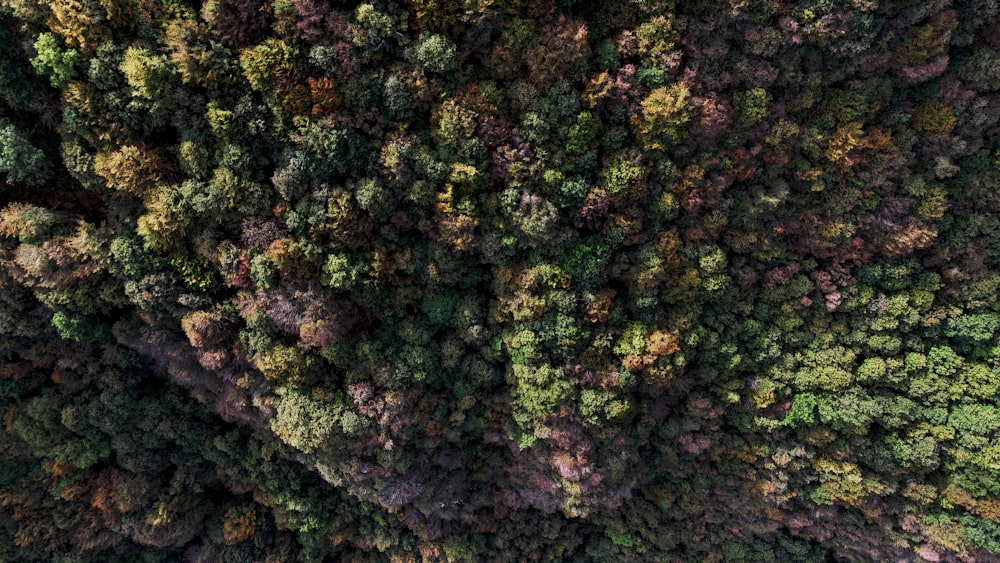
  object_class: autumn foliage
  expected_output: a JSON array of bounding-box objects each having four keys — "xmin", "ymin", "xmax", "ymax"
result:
[{"xmin": 2, "ymin": 0, "xmax": 1000, "ymax": 561}]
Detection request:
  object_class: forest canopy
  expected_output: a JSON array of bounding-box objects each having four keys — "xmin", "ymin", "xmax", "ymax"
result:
[{"xmin": 2, "ymin": 0, "xmax": 1000, "ymax": 561}]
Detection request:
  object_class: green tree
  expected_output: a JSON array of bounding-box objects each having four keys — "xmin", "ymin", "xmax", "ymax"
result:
[
  {"xmin": 737, "ymin": 87, "xmax": 770, "ymax": 127},
  {"xmin": 349, "ymin": 3, "xmax": 404, "ymax": 60},
  {"xmin": 271, "ymin": 390, "xmax": 340, "ymax": 453},
  {"xmin": 120, "ymin": 46, "xmax": 178, "ymax": 100},
  {"xmin": 0, "ymin": 120, "xmax": 51, "ymax": 186},
  {"xmin": 51, "ymin": 311, "xmax": 100, "ymax": 341},
  {"xmin": 30, "ymin": 32, "xmax": 79, "ymax": 87},
  {"xmin": 321, "ymin": 253, "xmax": 362, "ymax": 291},
  {"xmin": 509, "ymin": 363, "xmax": 575, "ymax": 424},
  {"xmin": 415, "ymin": 33, "xmax": 457, "ymax": 74},
  {"xmin": 784, "ymin": 393, "xmax": 817, "ymax": 428},
  {"xmin": 945, "ymin": 313, "xmax": 1000, "ymax": 344}
]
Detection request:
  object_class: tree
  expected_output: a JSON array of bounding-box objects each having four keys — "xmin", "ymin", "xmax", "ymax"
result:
[
  {"xmin": 297, "ymin": 121, "xmax": 368, "ymax": 178},
  {"xmin": 353, "ymin": 178, "xmax": 394, "ymax": 219},
  {"xmin": 635, "ymin": 83, "xmax": 690, "ymax": 150},
  {"xmin": 270, "ymin": 390, "xmax": 341, "ymax": 453},
  {"xmin": 92, "ymin": 144, "xmax": 166, "ymax": 196},
  {"xmin": 635, "ymin": 15, "xmax": 679, "ymax": 70},
  {"xmin": 509, "ymin": 363, "xmax": 575, "ymax": 425},
  {"xmin": 44, "ymin": 0, "xmax": 112, "ymax": 55},
  {"xmin": 30, "ymin": 32, "xmax": 79, "ymax": 88},
  {"xmin": 0, "ymin": 120, "xmax": 50, "ymax": 186},
  {"xmin": 120, "ymin": 46, "xmax": 178, "ymax": 101},
  {"xmin": 349, "ymin": 3, "xmax": 405, "ymax": 61},
  {"xmin": 784, "ymin": 393, "xmax": 817, "ymax": 428},
  {"xmin": 254, "ymin": 344, "xmax": 318, "ymax": 385},
  {"xmin": 238, "ymin": 38, "xmax": 297, "ymax": 93},
  {"xmin": 13, "ymin": 390, "xmax": 111, "ymax": 469},
  {"xmin": 404, "ymin": 0, "xmax": 464, "ymax": 37},
  {"xmin": 816, "ymin": 388, "xmax": 881, "ymax": 431},
  {"xmin": 162, "ymin": 18, "xmax": 232, "ymax": 89},
  {"xmin": 201, "ymin": 0, "xmax": 275, "ymax": 49},
  {"xmin": 600, "ymin": 151, "xmax": 645, "ymax": 196},
  {"xmin": 945, "ymin": 313, "xmax": 1000, "ymax": 344},
  {"xmin": 51, "ymin": 311, "xmax": 100, "ymax": 341},
  {"xmin": 525, "ymin": 15, "xmax": 588, "ymax": 89},
  {"xmin": 512, "ymin": 193, "xmax": 559, "ymax": 245},
  {"xmin": 736, "ymin": 87, "xmax": 769, "ymax": 128},
  {"xmin": 318, "ymin": 253, "xmax": 361, "ymax": 294},
  {"xmin": 180, "ymin": 308, "xmax": 230, "ymax": 349},
  {"xmin": 223, "ymin": 505, "xmax": 257, "ymax": 545},
  {"xmin": 308, "ymin": 76, "xmax": 341, "ymax": 116},
  {"xmin": 415, "ymin": 33, "xmax": 458, "ymax": 74}
]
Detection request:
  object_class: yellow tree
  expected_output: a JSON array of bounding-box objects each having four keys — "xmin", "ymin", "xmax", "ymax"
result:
[{"xmin": 635, "ymin": 83, "xmax": 691, "ymax": 151}]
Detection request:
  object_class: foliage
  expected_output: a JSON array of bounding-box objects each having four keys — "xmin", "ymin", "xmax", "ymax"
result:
[
  {"xmin": 1, "ymin": 1, "xmax": 1000, "ymax": 561},
  {"xmin": 0, "ymin": 120, "xmax": 50, "ymax": 186},
  {"xmin": 30, "ymin": 32, "xmax": 79, "ymax": 88}
]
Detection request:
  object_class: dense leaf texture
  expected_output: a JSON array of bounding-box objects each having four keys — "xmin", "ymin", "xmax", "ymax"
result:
[{"xmin": 1, "ymin": 0, "xmax": 1000, "ymax": 560}]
